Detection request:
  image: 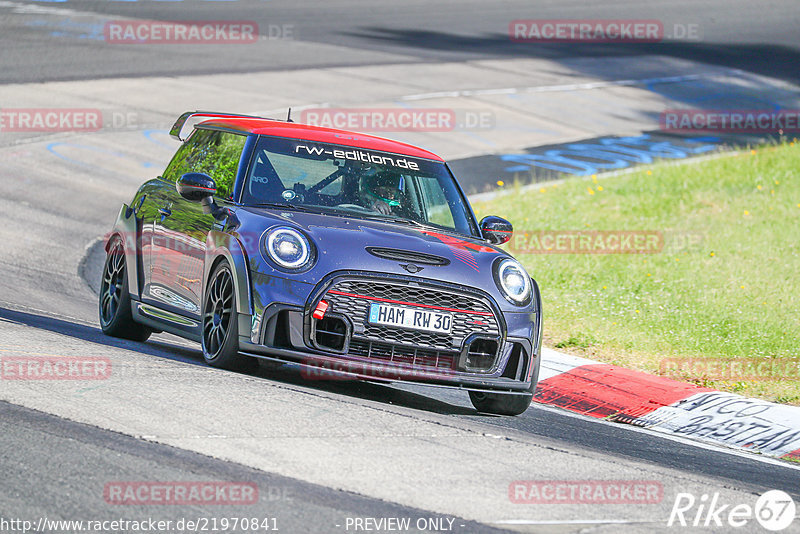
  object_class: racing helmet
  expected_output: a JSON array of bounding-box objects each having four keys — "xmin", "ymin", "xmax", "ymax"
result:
[{"xmin": 363, "ymin": 171, "xmax": 405, "ymax": 207}]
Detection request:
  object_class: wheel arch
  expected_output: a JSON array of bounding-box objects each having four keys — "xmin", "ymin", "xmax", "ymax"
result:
[
  {"xmin": 204, "ymin": 231, "xmax": 253, "ymax": 317},
  {"xmin": 106, "ymin": 204, "xmax": 142, "ymax": 301}
]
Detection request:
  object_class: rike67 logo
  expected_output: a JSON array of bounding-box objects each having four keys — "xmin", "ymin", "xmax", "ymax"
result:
[{"xmin": 668, "ymin": 490, "xmax": 796, "ymax": 531}]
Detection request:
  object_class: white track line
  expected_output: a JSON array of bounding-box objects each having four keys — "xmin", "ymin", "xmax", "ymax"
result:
[
  {"xmin": 492, "ymin": 519, "xmax": 656, "ymax": 525},
  {"xmin": 401, "ymin": 74, "xmax": 705, "ymax": 101}
]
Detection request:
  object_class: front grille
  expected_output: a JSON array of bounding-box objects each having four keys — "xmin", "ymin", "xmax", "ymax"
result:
[
  {"xmin": 348, "ymin": 339, "xmax": 456, "ymax": 370},
  {"xmin": 324, "ymin": 279, "xmax": 500, "ymax": 351},
  {"xmin": 363, "ymin": 325, "xmax": 450, "ymax": 350}
]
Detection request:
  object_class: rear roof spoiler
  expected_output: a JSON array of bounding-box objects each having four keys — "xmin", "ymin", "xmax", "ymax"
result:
[{"xmin": 169, "ymin": 111, "xmax": 276, "ymax": 141}]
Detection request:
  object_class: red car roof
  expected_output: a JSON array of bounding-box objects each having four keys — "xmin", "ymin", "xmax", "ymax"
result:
[{"xmin": 197, "ymin": 117, "xmax": 445, "ymax": 161}]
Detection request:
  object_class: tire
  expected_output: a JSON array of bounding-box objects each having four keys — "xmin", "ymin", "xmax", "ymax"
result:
[
  {"xmin": 99, "ymin": 237, "xmax": 152, "ymax": 342},
  {"xmin": 468, "ymin": 388, "xmax": 533, "ymax": 416},
  {"xmin": 201, "ymin": 261, "xmax": 257, "ymax": 372},
  {"xmin": 472, "ymin": 283, "xmax": 542, "ymax": 416}
]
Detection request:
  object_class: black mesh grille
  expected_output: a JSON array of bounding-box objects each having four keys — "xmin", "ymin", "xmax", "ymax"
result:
[
  {"xmin": 335, "ymin": 280, "xmax": 485, "ymax": 310},
  {"xmin": 324, "ymin": 279, "xmax": 499, "ymax": 350},
  {"xmin": 348, "ymin": 339, "xmax": 456, "ymax": 370},
  {"xmin": 363, "ymin": 325, "xmax": 450, "ymax": 348}
]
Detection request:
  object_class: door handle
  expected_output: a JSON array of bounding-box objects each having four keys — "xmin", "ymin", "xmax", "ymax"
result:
[{"xmin": 158, "ymin": 206, "xmax": 172, "ymax": 220}]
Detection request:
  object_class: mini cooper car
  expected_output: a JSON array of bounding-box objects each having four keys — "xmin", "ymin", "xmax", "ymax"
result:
[{"xmin": 100, "ymin": 111, "xmax": 541, "ymax": 415}]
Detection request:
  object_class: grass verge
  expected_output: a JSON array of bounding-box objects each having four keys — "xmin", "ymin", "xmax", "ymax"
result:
[{"xmin": 472, "ymin": 143, "xmax": 800, "ymax": 404}]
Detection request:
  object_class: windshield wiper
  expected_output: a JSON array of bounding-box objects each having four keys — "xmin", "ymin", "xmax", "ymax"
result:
[
  {"xmin": 247, "ymin": 202, "xmax": 318, "ymax": 213},
  {"xmin": 362, "ymin": 215, "xmax": 475, "ymax": 239},
  {"xmin": 361, "ymin": 215, "xmax": 429, "ymax": 229},
  {"xmin": 249, "ymin": 204, "xmax": 440, "ymax": 232}
]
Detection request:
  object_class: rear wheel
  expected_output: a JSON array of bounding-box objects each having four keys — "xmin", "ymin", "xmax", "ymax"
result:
[
  {"xmin": 468, "ymin": 388, "xmax": 533, "ymax": 416},
  {"xmin": 201, "ymin": 261, "xmax": 257, "ymax": 372},
  {"xmin": 99, "ymin": 237, "xmax": 151, "ymax": 342}
]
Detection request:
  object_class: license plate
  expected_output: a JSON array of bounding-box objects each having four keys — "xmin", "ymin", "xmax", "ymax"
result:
[{"xmin": 368, "ymin": 303, "xmax": 452, "ymax": 334}]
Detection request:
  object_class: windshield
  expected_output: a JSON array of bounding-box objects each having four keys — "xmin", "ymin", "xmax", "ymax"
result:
[{"xmin": 241, "ymin": 136, "xmax": 476, "ymax": 236}]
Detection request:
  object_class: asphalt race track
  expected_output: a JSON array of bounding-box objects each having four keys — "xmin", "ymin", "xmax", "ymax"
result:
[
  {"xmin": 2, "ymin": 0, "xmax": 800, "ymax": 84},
  {"xmin": 1, "ymin": 1, "xmax": 800, "ymax": 533}
]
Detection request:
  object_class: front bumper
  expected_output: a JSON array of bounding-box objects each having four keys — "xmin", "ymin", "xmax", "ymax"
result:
[{"xmin": 241, "ymin": 271, "xmax": 541, "ymax": 393}]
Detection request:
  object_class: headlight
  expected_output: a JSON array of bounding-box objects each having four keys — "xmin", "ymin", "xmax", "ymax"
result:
[
  {"xmin": 264, "ymin": 227, "xmax": 313, "ymax": 270},
  {"xmin": 495, "ymin": 258, "xmax": 531, "ymax": 305}
]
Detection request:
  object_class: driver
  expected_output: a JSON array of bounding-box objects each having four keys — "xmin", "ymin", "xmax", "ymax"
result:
[{"xmin": 362, "ymin": 171, "xmax": 406, "ymax": 215}]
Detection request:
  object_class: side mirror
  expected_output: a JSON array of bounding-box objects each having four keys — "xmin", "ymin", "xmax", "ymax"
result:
[
  {"xmin": 177, "ymin": 172, "xmax": 229, "ymax": 222},
  {"xmin": 480, "ymin": 216, "xmax": 513, "ymax": 245},
  {"xmin": 176, "ymin": 172, "xmax": 217, "ymax": 202}
]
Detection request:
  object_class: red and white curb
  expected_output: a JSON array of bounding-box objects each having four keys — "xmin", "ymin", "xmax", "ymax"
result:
[{"xmin": 534, "ymin": 348, "xmax": 800, "ymax": 461}]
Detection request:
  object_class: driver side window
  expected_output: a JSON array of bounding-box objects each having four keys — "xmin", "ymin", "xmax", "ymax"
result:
[{"xmin": 162, "ymin": 129, "xmax": 246, "ymax": 199}]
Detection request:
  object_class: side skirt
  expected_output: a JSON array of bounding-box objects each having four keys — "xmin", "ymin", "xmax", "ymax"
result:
[{"xmin": 131, "ymin": 300, "xmax": 201, "ymax": 342}]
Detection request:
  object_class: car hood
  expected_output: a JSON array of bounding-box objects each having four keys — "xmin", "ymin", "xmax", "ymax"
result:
[{"xmin": 236, "ymin": 206, "xmax": 514, "ymax": 297}]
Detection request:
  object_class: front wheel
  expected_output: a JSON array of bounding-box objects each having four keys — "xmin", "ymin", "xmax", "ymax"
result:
[
  {"xmin": 99, "ymin": 237, "xmax": 151, "ymax": 342},
  {"xmin": 201, "ymin": 261, "xmax": 257, "ymax": 372},
  {"xmin": 468, "ymin": 389, "xmax": 533, "ymax": 416}
]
